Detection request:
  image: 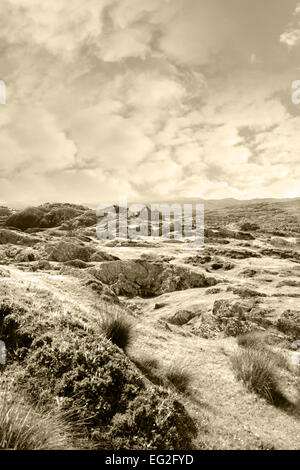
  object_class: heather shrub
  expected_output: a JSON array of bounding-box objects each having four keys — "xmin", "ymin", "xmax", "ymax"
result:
[
  {"xmin": 105, "ymin": 390, "xmax": 197, "ymax": 450},
  {"xmin": 19, "ymin": 333, "xmax": 196, "ymax": 449},
  {"xmin": 0, "ymin": 299, "xmax": 33, "ymax": 358},
  {"xmin": 1, "ymin": 297, "xmax": 197, "ymax": 450}
]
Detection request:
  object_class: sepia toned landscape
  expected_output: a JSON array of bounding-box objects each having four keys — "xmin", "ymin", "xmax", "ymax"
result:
[
  {"xmin": 0, "ymin": 198, "xmax": 299, "ymax": 450},
  {"xmin": 1, "ymin": 0, "xmax": 300, "ymax": 454}
]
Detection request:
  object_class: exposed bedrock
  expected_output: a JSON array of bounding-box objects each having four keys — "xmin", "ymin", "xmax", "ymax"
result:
[{"xmin": 88, "ymin": 259, "xmax": 219, "ymax": 298}]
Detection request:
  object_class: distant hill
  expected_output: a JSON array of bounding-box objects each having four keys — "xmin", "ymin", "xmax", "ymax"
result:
[{"xmin": 127, "ymin": 197, "xmax": 300, "ymax": 211}]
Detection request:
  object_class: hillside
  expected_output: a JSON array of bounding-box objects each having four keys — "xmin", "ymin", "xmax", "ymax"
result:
[{"xmin": 0, "ymin": 200, "xmax": 299, "ymax": 449}]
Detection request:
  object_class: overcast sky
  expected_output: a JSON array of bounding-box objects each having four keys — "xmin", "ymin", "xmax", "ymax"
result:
[{"xmin": 0, "ymin": 0, "xmax": 300, "ymax": 207}]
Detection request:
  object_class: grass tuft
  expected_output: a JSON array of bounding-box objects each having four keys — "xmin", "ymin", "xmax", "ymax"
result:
[
  {"xmin": 99, "ymin": 313, "xmax": 133, "ymax": 351},
  {"xmin": 237, "ymin": 331, "xmax": 267, "ymax": 349},
  {"xmin": 231, "ymin": 348, "xmax": 287, "ymax": 406},
  {"xmin": 165, "ymin": 363, "xmax": 192, "ymax": 394},
  {"xmin": 0, "ymin": 391, "xmax": 74, "ymax": 450}
]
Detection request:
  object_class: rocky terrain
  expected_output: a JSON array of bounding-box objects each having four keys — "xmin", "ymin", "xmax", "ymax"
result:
[{"xmin": 0, "ymin": 199, "xmax": 299, "ymax": 449}]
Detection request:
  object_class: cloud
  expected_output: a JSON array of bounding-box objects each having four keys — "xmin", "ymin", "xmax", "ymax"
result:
[
  {"xmin": 280, "ymin": 2, "xmax": 300, "ymax": 48},
  {"xmin": 0, "ymin": 0, "xmax": 299, "ymax": 206},
  {"xmin": 0, "ymin": 105, "xmax": 77, "ymax": 176}
]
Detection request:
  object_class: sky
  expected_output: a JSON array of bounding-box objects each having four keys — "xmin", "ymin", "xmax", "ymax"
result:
[{"xmin": 0, "ymin": 0, "xmax": 300, "ymax": 207}]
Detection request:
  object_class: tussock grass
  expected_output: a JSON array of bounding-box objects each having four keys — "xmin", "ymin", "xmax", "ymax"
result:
[
  {"xmin": 165, "ymin": 363, "xmax": 192, "ymax": 394},
  {"xmin": 133, "ymin": 355, "xmax": 192, "ymax": 395},
  {"xmin": 0, "ymin": 391, "xmax": 74, "ymax": 450},
  {"xmin": 231, "ymin": 348, "xmax": 287, "ymax": 406},
  {"xmin": 133, "ymin": 355, "xmax": 165, "ymax": 387},
  {"xmin": 237, "ymin": 331, "xmax": 267, "ymax": 349},
  {"xmin": 99, "ymin": 312, "xmax": 133, "ymax": 351},
  {"xmin": 237, "ymin": 332, "xmax": 289, "ymax": 371}
]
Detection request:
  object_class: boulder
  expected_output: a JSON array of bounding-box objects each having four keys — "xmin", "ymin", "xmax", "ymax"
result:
[
  {"xmin": 15, "ymin": 248, "xmax": 37, "ymax": 262},
  {"xmin": 163, "ymin": 309, "xmax": 201, "ymax": 326},
  {"xmin": 212, "ymin": 299, "xmax": 255, "ymax": 320},
  {"xmin": 5, "ymin": 207, "xmax": 44, "ymax": 230},
  {"xmin": 90, "ymin": 251, "xmax": 119, "ymax": 262},
  {"xmin": 48, "ymin": 241, "xmax": 94, "ymax": 262},
  {"xmin": 63, "ymin": 259, "xmax": 89, "ymax": 269},
  {"xmin": 239, "ymin": 222, "xmax": 259, "ymax": 231},
  {"xmin": 61, "ymin": 210, "xmax": 97, "ymax": 230},
  {"xmin": 277, "ymin": 310, "xmax": 300, "ymax": 339},
  {"xmin": 212, "ymin": 299, "xmax": 264, "ymax": 336},
  {"xmin": 227, "ymin": 285, "xmax": 267, "ymax": 298}
]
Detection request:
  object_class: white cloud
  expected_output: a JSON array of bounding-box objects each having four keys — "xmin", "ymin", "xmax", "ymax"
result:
[
  {"xmin": 0, "ymin": 0, "xmax": 299, "ymax": 206},
  {"xmin": 0, "ymin": 105, "xmax": 77, "ymax": 176},
  {"xmin": 280, "ymin": 2, "xmax": 300, "ymax": 48}
]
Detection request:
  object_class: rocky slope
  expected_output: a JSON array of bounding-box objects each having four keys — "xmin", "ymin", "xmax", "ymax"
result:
[{"xmin": 0, "ymin": 199, "xmax": 299, "ymax": 449}]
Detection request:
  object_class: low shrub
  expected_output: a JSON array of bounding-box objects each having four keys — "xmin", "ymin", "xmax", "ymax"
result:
[
  {"xmin": 19, "ymin": 333, "xmax": 196, "ymax": 449},
  {"xmin": 0, "ymin": 293, "xmax": 197, "ymax": 449}
]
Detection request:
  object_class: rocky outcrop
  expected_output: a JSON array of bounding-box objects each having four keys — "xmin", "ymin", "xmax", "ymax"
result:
[
  {"xmin": 184, "ymin": 253, "xmax": 234, "ymax": 270},
  {"xmin": 205, "ymin": 228, "xmax": 255, "ymax": 241},
  {"xmin": 88, "ymin": 259, "xmax": 218, "ymax": 298},
  {"xmin": 239, "ymin": 222, "xmax": 259, "ymax": 231},
  {"xmin": 260, "ymin": 248, "xmax": 300, "ymax": 261},
  {"xmin": 40, "ymin": 206, "xmax": 81, "ymax": 228},
  {"xmin": 4, "ymin": 207, "xmax": 44, "ymax": 230},
  {"xmin": 15, "ymin": 248, "xmax": 37, "ymax": 262},
  {"xmin": 90, "ymin": 251, "xmax": 119, "ymax": 262},
  {"xmin": 277, "ymin": 310, "xmax": 300, "ymax": 339},
  {"xmin": 226, "ymin": 285, "xmax": 267, "ymax": 298},
  {"xmin": 163, "ymin": 308, "xmax": 201, "ymax": 326},
  {"xmin": 211, "ymin": 299, "xmax": 269, "ymax": 336},
  {"xmin": 60, "ymin": 210, "xmax": 97, "ymax": 230},
  {"xmin": 0, "ymin": 229, "xmax": 41, "ymax": 246},
  {"xmin": 4, "ymin": 203, "xmax": 88, "ymax": 231},
  {"xmin": 48, "ymin": 241, "xmax": 95, "ymax": 262},
  {"xmin": 277, "ymin": 279, "xmax": 300, "ymax": 288},
  {"xmin": 210, "ymin": 247, "xmax": 261, "ymax": 259}
]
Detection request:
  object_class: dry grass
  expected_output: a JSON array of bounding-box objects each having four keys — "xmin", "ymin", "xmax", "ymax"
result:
[
  {"xmin": 0, "ymin": 390, "xmax": 74, "ymax": 450},
  {"xmin": 165, "ymin": 363, "xmax": 192, "ymax": 394},
  {"xmin": 237, "ymin": 331, "xmax": 267, "ymax": 349},
  {"xmin": 237, "ymin": 332, "xmax": 289, "ymax": 371},
  {"xmin": 133, "ymin": 355, "xmax": 192, "ymax": 395},
  {"xmin": 99, "ymin": 312, "xmax": 133, "ymax": 351},
  {"xmin": 231, "ymin": 348, "xmax": 287, "ymax": 406}
]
